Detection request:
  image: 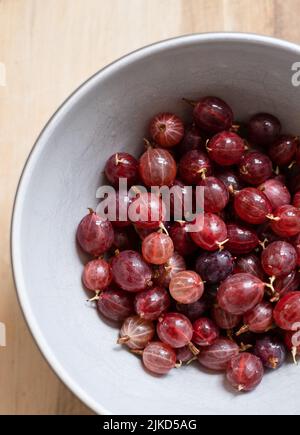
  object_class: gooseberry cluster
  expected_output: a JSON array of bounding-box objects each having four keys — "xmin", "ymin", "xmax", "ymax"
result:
[{"xmin": 76, "ymin": 96, "xmax": 300, "ymax": 393}]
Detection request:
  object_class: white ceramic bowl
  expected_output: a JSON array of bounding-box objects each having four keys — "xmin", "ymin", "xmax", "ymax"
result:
[{"xmin": 12, "ymin": 33, "xmax": 300, "ymax": 415}]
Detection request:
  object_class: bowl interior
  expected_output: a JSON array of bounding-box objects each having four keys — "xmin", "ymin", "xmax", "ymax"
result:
[{"xmin": 12, "ymin": 34, "xmax": 300, "ymax": 415}]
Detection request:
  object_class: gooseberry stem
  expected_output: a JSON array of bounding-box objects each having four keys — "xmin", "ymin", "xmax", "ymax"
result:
[
  {"xmin": 265, "ymin": 276, "xmax": 276, "ymax": 295},
  {"xmin": 115, "ymin": 153, "xmax": 126, "ymax": 165},
  {"xmin": 117, "ymin": 335, "xmax": 130, "ymax": 344},
  {"xmin": 87, "ymin": 290, "xmax": 101, "ymax": 302},
  {"xmin": 236, "ymin": 324, "xmax": 249, "ymax": 336},
  {"xmin": 143, "ymin": 138, "xmax": 153, "ymax": 149},
  {"xmin": 266, "ymin": 214, "xmax": 280, "ymax": 221},
  {"xmin": 259, "ymin": 238, "xmax": 268, "ymax": 249},
  {"xmin": 239, "ymin": 343, "xmax": 252, "ymax": 352},
  {"xmin": 230, "ymin": 124, "xmax": 240, "ymax": 132},
  {"xmin": 228, "ymin": 185, "xmax": 235, "ymax": 195},
  {"xmin": 159, "ymin": 222, "xmax": 169, "ymax": 236},
  {"xmin": 217, "ymin": 239, "xmax": 229, "ymax": 251},
  {"xmin": 130, "ymin": 349, "xmax": 144, "ymax": 356},
  {"xmin": 186, "ymin": 356, "xmax": 198, "ymax": 365}
]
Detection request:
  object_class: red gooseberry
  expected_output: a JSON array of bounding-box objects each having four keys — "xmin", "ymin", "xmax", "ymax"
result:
[
  {"xmin": 178, "ymin": 150, "xmax": 212, "ymax": 184},
  {"xmin": 261, "ymin": 241, "xmax": 297, "ymax": 277},
  {"xmin": 234, "ymin": 187, "xmax": 272, "ymax": 224},
  {"xmin": 82, "ymin": 258, "xmax": 112, "ymax": 291},
  {"xmin": 217, "ymin": 273, "xmax": 265, "ymax": 315},
  {"xmin": 118, "ymin": 315, "xmax": 155, "ymax": 349},
  {"xmin": 143, "ymin": 341, "xmax": 177, "ymax": 374},
  {"xmin": 207, "ymin": 131, "xmax": 246, "ymax": 166},
  {"xmin": 111, "ymin": 250, "xmax": 152, "ymax": 292},
  {"xmin": 97, "ymin": 287, "xmax": 134, "ymax": 322},
  {"xmin": 134, "ymin": 287, "xmax": 170, "ymax": 320},
  {"xmin": 190, "ymin": 213, "xmax": 228, "ymax": 251},
  {"xmin": 105, "ymin": 152, "xmax": 138, "ymax": 187},
  {"xmin": 192, "ymin": 96, "xmax": 233, "ymax": 134},
  {"xmin": 226, "ymin": 353, "xmax": 264, "ymax": 392},
  {"xmin": 239, "ymin": 151, "xmax": 273, "ymax": 186},
  {"xmin": 77, "ymin": 210, "xmax": 114, "ymax": 256},
  {"xmin": 259, "ymin": 179, "xmax": 291, "ymax": 210}
]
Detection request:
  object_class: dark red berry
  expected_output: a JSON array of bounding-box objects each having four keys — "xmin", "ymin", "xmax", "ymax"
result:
[
  {"xmin": 197, "ymin": 338, "xmax": 239, "ymax": 371},
  {"xmin": 270, "ymin": 205, "xmax": 300, "ymax": 237},
  {"xmin": 225, "ymin": 223, "xmax": 259, "ymax": 255},
  {"xmin": 239, "ymin": 151, "xmax": 273, "ymax": 186},
  {"xmin": 261, "ymin": 241, "xmax": 297, "ymax": 277},
  {"xmin": 105, "ymin": 152, "xmax": 138, "ymax": 187},
  {"xmin": 273, "ymin": 292, "xmax": 300, "ymax": 330},
  {"xmin": 234, "ymin": 254, "xmax": 265, "ymax": 280},
  {"xmin": 192, "ymin": 317, "xmax": 219, "ymax": 346},
  {"xmin": 82, "ymin": 258, "xmax": 112, "ymax": 291},
  {"xmin": 190, "ymin": 213, "xmax": 227, "ymax": 251},
  {"xmin": 253, "ymin": 336, "xmax": 286, "ymax": 369},
  {"xmin": 177, "ymin": 124, "xmax": 204, "ymax": 156},
  {"xmin": 111, "ymin": 250, "xmax": 152, "ymax": 292},
  {"xmin": 268, "ymin": 135, "xmax": 298, "ymax": 166},
  {"xmin": 193, "ymin": 96, "xmax": 233, "ymax": 134},
  {"xmin": 293, "ymin": 191, "xmax": 300, "ymax": 208},
  {"xmin": 139, "ymin": 148, "xmax": 177, "ymax": 187},
  {"xmin": 77, "ymin": 210, "xmax": 114, "ymax": 256},
  {"xmin": 226, "ymin": 353, "xmax": 264, "ymax": 391},
  {"xmin": 259, "ymin": 179, "xmax": 291, "ymax": 209}
]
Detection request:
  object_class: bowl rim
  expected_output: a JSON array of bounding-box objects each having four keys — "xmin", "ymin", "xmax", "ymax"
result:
[{"xmin": 11, "ymin": 32, "xmax": 300, "ymax": 415}]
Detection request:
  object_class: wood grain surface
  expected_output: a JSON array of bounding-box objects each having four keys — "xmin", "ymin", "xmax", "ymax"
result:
[{"xmin": 1, "ymin": 0, "xmax": 300, "ymax": 415}]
